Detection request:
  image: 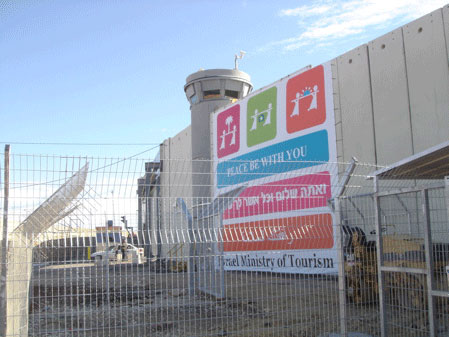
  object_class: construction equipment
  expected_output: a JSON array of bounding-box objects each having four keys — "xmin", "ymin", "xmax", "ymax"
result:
[
  {"xmin": 343, "ymin": 225, "xmax": 378, "ymax": 304},
  {"xmin": 343, "ymin": 225, "xmax": 448, "ymax": 307},
  {"xmin": 167, "ymin": 243, "xmax": 187, "ymax": 272}
]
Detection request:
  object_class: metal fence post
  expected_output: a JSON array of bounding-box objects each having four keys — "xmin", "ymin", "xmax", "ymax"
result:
[
  {"xmin": 335, "ymin": 197, "xmax": 347, "ymax": 337},
  {"xmin": 445, "ymin": 176, "xmax": 449, "ymax": 234},
  {"xmin": 422, "ymin": 188, "xmax": 436, "ymax": 337},
  {"xmin": 374, "ymin": 176, "xmax": 387, "ymax": 337},
  {"xmin": 0, "ymin": 144, "xmax": 10, "ymax": 337}
]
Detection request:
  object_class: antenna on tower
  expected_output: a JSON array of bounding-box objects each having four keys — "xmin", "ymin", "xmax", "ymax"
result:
[{"xmin": 234, "ymin": 50, "xmax": 246, "ymax": 70}]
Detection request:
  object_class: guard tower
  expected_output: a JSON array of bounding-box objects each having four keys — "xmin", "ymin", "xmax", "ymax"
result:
[{"xmin": 184, "ymin": 68, "xmax": 253, "ymax": 201}]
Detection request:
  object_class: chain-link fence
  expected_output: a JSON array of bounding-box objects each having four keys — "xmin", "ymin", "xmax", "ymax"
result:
[{"xmin": 1, "ymin": 151, "xmax": 448, "ymax": 336}]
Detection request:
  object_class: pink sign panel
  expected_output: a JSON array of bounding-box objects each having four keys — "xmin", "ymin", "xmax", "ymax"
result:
[
  {"xmin": 223, "ymin": 171, "xmax": 331, "ymax": 219},
  {"xmin": 217, "ymin": 105, "xmax": 240, "ymax": 158}
]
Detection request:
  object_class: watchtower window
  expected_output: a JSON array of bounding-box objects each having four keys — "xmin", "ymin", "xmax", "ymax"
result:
[
  {"xmin": 203, "ymin": 89, "xmax": 221, "ymax": 100},
  {"xmin": 225, "ymin": 90, "xmax": 239, "ymax": 99}
]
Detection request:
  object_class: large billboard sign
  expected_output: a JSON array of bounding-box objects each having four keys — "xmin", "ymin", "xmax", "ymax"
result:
[{"xmin": 213, "ymin": 63, "xmax": 338, "ymax": 274}]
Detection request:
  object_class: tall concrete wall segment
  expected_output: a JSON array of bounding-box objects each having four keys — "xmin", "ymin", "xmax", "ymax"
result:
[
  {"xmin": 404, "ymin": 9, "xmax": 449, "ymax": 153},
  {"xmin": 368, "ymin": 28, "xmax": 413, "ymax": 165},
  {"xmin": 160, "ymin": 126, "xmax": 193, "ymax": 207},
  {"xmin": 159, "ymin": 126, "xmax": 192, "ymax": 258},
  {"xmin": 336, "ymin": 45, "xmax": 377, "ymax": 166}
]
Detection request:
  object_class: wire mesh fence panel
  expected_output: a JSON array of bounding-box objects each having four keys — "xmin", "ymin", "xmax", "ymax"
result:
[
  {"xmin": 339, "ymin": 194, "xmax": 380, "ymax": 336},
  {"xmin": 1, "ymin": 152, "xmax": 449, "ymax": 336},
  {"xmin": 429, "ymin": 187, "xmax": 449, "ymax": 294},
  {"xmin": 378, "ymin": 191, "xmax": 429, "ymax": 337},
  {"xmin": 428, "ymin": 186, "xmax": 449, "ymax": 335}
]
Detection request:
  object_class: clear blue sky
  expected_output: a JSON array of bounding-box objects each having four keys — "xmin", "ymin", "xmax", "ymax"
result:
[{"xmin": 1, "ymin": 0, "xmax": 445, "ymax": 159}]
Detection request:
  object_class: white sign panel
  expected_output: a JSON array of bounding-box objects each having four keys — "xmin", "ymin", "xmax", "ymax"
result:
[{"xmin": 213, "ymin": 62, "xmax": 338, "ymax": 274}]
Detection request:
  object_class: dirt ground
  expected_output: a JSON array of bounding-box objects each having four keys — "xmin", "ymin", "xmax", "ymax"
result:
[{"xmin": 28, "ymin": 261, "xmax": 380, "ymax": 337}]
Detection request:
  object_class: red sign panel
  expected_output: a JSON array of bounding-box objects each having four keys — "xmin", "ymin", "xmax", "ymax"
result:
[
  {"xmin": 223, "ymin": 213, "xmax": 334, "ymax": 251},
  {"xmin": 286, "ymin": 65, "xmax": 326, "ymax": 134}
]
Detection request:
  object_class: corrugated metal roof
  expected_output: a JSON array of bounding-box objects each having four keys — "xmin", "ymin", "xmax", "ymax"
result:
[{"xmin": 372, "ymin": 140, "xmax": 449, "ymax": 179}]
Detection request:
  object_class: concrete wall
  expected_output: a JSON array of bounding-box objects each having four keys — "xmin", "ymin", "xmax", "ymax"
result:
[
  {"xmin": 160, "ymin": 125, "xmax": 193, "ymax": 207},
  {"xmin": 333, "ymin": 6, "xmax": 449, "ymax": 168},
  {"xmin": 159, "ymin": 126, "xmax": 192, "ymax": 258}
]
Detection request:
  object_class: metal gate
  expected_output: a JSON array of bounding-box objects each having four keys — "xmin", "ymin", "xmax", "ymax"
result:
[{"xmin": 372, "ymin": 145, "xmax": 449, "ymax": 337}]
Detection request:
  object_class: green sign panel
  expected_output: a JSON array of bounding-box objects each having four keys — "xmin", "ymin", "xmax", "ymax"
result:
[{"xmin": 246, "ymin": 87, "xmax": 277, "ymax": 147}]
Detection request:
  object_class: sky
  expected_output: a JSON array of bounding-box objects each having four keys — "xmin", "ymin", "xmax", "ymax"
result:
[{"xmin": 1, "ymin": 0, "xmax": 447, "ymax": 160}]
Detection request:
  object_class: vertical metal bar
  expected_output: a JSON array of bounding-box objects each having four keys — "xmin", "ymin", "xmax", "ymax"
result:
[
  {"xmin": 374, "ymin": 176, "xmax": 387, "ymax": 337},
  {"xmin": 207, "ymin": 215, "xmax": 216, "ymax": 298},
  {"xmin": 176, "ymin": 198, "xmax": 195, "ymax": 295},
  {"xmin": 445, "ymin": 177, "xmax": 449, "ymax": 233},
  {"xmin": 0, "ymin": 144, "xmax": 10, "ymax": 337},
  {"xmin": 422, "ymin": 189, "xmax": 436, "ymax": 337},
  {"xmin": 218, "ymin": 214, "xmax": 225, "ymax": 299},
  {"xmin": 330, "ymin": 158, "xmax": 358, "ymax": 337},
  {"xmin": 105, "ymin": 227, "xmax": 110, "ymax": 306},
  {"xmin": 335, "ymin": 197, "xmax": 347, "ymax": 337},
  {"xmin": 188, "ymin": 213, "xmax": 195, "ymax": 296}
]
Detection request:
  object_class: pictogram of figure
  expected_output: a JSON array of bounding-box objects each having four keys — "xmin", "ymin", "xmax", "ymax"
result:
[
  {"xmin": 308, "ymin": 85, "xmax": 318, "ymax": 111},
  {"xmin": 220, "ymin": 115, "xmax": 237, "ymax": 149},
  {"xmin": 290, "ymin": 85, "xmax": 319, "ymax": 117},
  {"xmin": 290, "ymin": 92, "xmax": 300, "ymax": 117},
  {"xmin": 250, "ymin": 103, "xmax": 272, "ymax": 131}
]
